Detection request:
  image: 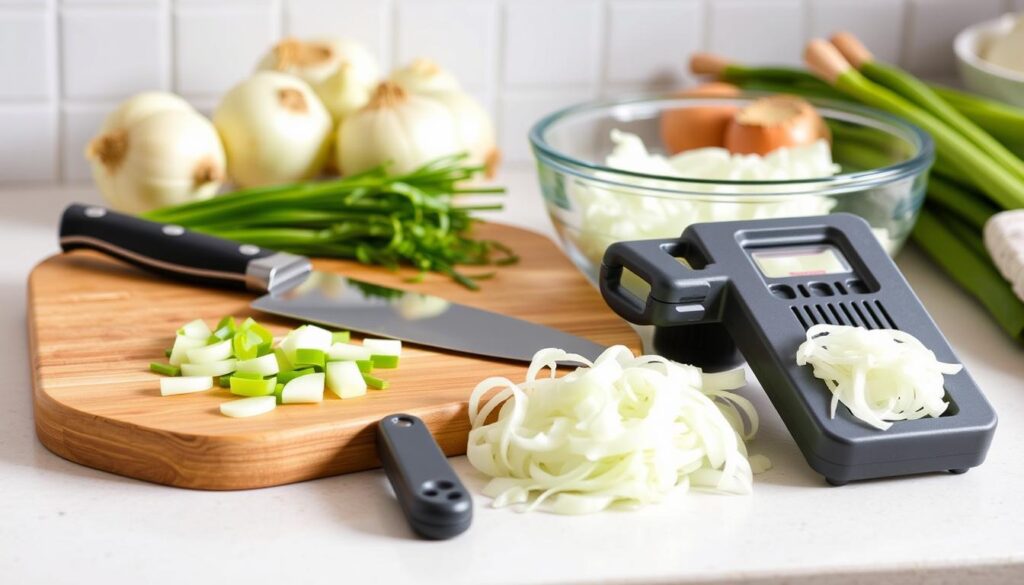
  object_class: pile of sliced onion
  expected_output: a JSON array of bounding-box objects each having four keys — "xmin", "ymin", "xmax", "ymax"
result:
[
  {"xmin": 796, "ymin": 325, "xmax": 960, "ymax": 430},
  {"xmin": 466, "ymin": 346, "xmax": 763, "ymax": 515}
]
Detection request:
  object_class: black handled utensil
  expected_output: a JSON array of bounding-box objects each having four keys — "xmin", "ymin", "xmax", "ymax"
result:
[
  {"xmin": 376, "ymin": 414, "xmax": 471, "ymax": 539},
  {"xmin": 59, "ymin": 203, "xmax": 605, "ymax": 362}
]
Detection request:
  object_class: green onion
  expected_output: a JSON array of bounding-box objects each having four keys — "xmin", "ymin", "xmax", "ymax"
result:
[
  {"xmin": 355, "ymin": 359, "xmax": 374, "ymax": 373},
  {"xmin": 362, "ymin": 373, "xmax": 389, "ymax": 390},
  {"xmin": 219, "ymin": 375, "xmax": 232, "ymax": 388},
  {"xmin": 332, "ymin": 331, "xmax": 351, "ymax": 344},
  {"xmin": 278, "ymin": 368, "xmax": 314, "ymax": 385},
  {"xmin": 149, "ymin": 362, "xmax": 180, "ymax": 377},
  {"xmin": 164, "ymin": 348, "xmax": 172, "ymax": 358},
  {"xmin": 274, "ymin": 347, "xmax": 292, "ymax": 372},
  {"xmin": 371, "ymin": 354, "xmax": 399, "ymax": 369},
  {"xmin": 142, "ymin": 155, "xmax": 518, "ymax": 290},
  {"xmin": 293, "ymin": 348, "xmax": 326, "ymax": 370},
  {"xmin": 230, "ymin": 375, "xmax": 277, "ymax": 397},
  {"xmin": 912, "ymin": 209, "xmax": 1024, "ymax": 340}
]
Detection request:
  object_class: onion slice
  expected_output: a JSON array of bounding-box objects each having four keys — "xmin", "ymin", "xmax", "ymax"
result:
[
  {"xmin": 796, "ymin": 325, "xmax": 960, "ymax": 430},
  {"xmin": 466, "ymin": 346, "xmax": 761, "ymax": 515}
]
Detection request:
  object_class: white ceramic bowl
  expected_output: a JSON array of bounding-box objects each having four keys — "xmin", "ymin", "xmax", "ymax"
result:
[{"xmin": 955, "ymin": 14, "xmax": 1024, "ymax": 107}]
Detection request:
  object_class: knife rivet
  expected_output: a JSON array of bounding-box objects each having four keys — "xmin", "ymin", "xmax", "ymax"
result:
[
  {"xmin": 162, "ymin": 225, "xmax": 185, "ymax": 236},
  {"xmin": 239, "ymin": 244, "xmax": 261, "ymax": 256},
  {"xmin": 84, "ymin": 206, "xmax": 106, "ymax": 218}
]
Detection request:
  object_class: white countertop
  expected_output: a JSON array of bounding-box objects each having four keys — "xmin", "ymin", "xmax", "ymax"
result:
[{"xmin": 2, "ymin": 170, "xmax": 1023, "ymax": 585}]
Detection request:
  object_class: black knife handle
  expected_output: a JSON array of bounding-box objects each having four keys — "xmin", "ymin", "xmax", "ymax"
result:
[
  {"xmin": 376, "ymin": 414, "xmax": 472, "ymax": 540},
  {"xmin": 58, "ymin": 203, "xmax": 311, "ymax": 294}
]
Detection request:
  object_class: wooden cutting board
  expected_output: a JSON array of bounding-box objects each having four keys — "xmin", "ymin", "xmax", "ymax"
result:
[{"xmin": 28, "ymin": 223, "xmax": 639, "ymax": 490}]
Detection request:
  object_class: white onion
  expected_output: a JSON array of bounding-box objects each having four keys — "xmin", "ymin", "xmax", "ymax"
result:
[
  {"xmin": 214, "ymin": 71, "xmax": 333, "ymax": 187},
  {"xmin": 390, "ymin": 58, "xmax": 461, "ymax": 94},
  {"xmin": 336, "ymin": 81, "xmax": 462, "ymax": 175},
  {"xmin": 256, "ymin": 37, "xmax": 380, "ymax": 123},
  {"xmin": 467, "ymin": 346, "xmax": 761, "ymax": 514},
  {"xmin": 280, "ymin": 324, "xmax": 333, "ymax": 362},
  {"xmin": 796, "ymin": 325, "xmax": 959, "ymax": 430},
  {"xmin": 87, "ymin": 106, "xmax": 225, "ymax": 214}
]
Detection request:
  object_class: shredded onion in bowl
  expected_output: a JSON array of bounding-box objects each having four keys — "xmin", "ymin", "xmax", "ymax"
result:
[
  {"xmin": 796, "ymin": 325, "xmax": 961, "ymax": 430},
  {"xmin": 466, "ymin": 346, "xmax": 762, "ymax": 515}
]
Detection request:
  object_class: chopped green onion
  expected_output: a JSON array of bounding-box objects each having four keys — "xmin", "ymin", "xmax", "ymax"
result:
[
  {"xmin": 232, "ymin": 330, "xmax": 261, "ymax": 360},
  {"xmin": 294, "ymin": 348, "xmax": 326, "ymax": 370},
  {"xmin": 362, "ymin": 373, "xmax": 389, "ymax": 390},
  {"xmin": 186, "ymin": 338, "xmax": 233, "ymax": 364},
  {"xmin": 150, "ymin": 362, "xmax": 180, "ymax": 377},
  {"xmin": 178, "ymin": 319, "xmax": 212, "ymax": 340},
  {"xmin": 327, "ymin": 342, "xmax": 372, "ymax": 361},
  {"xmin": 356, "ymin": 359, "xmax": 373, "ymax": 373},
  {"xmin": 274, "ymin": 347, "xmax": 293, "ymax": 372},
  {"xmin": 232, "ymin": 370, "xmax": 264, "ymax": 380},
  {"xmin": 160, "ymin": 376, "xmax": 213, "ymax": 396},
  {"xmin": 326, "ymin": 361, "xmax": 367, "ymax": 399},
  {"xmin": 280, "ymin": 372, "xmax": 325, "ymax": 403},
  {"xmin": 219, "ymin": 375, "xmax": 232, "ymax": 388},
  {"xmin": 215, "ymin": 316, "xmax": 237, "ymax": 333},
  {"xmin": 331, "ymin": 331, "xmax": 351, "ymax": 344},
  {"xmin": 164, "ymin": 348, "xmax": 172, "ymax": 358},
  {"xmin": 274, "ymin": 383, "xmax": 285, "ymax": 404},
  {"xmin": 278, "ymin": 368, "xmax": 314, "ymax": 385},
  {"xmin": 230, "ymin": 375, "xmax": 277, "ymax": 397},
  {"xmin": 235, "ymin": 353, "xmax": 280, "ymax": 377},
  {"xmin": 220, "ymin": 396, "xmax": 276, "ymax": 418},
  {"xmin": 363, "ymin": 339, "xmax": 402, "ymax": 357},
  {"xmin": 169, "ymin": 334, "xmax": 206, "ymax": 366},
  {"xmin": 181, "ymin": 358, "xmax": 237, "ymax": 377},
  {"xmin": 370, "ymin": 355, "xmax": 399, "ymax": 369}
]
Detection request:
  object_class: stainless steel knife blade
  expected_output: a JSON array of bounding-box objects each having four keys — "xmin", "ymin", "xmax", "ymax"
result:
[{"xmin": 251, "ymin": 271, "xmax": 606, "ymax": 362}]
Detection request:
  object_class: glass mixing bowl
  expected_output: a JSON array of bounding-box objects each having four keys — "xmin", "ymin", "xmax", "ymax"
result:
[{"xmin": 529, "ymin": 94, "xmax": 934, "ymax": 283}]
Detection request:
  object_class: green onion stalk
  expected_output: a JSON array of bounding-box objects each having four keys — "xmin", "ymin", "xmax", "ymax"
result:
[{"xmin": 144, "ymin": 154, "xmax": 517, "ymax": 290}]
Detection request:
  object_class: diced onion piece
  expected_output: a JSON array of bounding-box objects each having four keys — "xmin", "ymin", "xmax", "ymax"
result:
[
  {"xmin": 281, "ymin": 324, "xmax": 333, "ymax": 361},
  {"xmin": 280, "ymin": 372, "xmax": 325, "ymax": 403},
  {"xmin": 181, "ymin": 358, "xmax": 237, "ymax": 377},
  {"xmin": 796, "ymin": 325, "xmax": 959, "ymax": 431},
  {"xmin": 467, "ymin": 346, "xmax": 760, "ymax": 515},
  {"xmin": 230, "ymin": 375, "xmax": 277, "ymax": 397},
  {"xmin": 178, "ymin": 319, "xmax": 212, "ymax": 340},
  {"xmin": 235, "ymin": 353, "xmax": 280, "ymax": 377},
  {"xmin": 326, "ymin": 361, "xmax": 367, "ymax": 399},
  {"xmin": 169, "ymin": 334, "xmax": 207, "ymax": 366},
  {"xmin": 186, "ymin": 338, "xmax": 233, "ymax": 364},
  {"xmin": 220, "ymin": 396, "xmax": 277, "ymax": 418},
  {"xmin": 160, "ymin": 376, "xmax": 213, "ymax": 396},
  {"xmin": 326, "ymin": 342, "xmax": 372, "ymax": 361},
  {"xmin": 363, "ymin": 338, "xmax": 401, "ymax": 356},
  {"xmin": 370, "ymin": 354, "xmax": 399, "ymax": 369}
]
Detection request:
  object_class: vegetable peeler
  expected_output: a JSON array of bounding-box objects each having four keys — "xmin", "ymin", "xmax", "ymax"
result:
[{"xmin": 599, "ymin": 213, "xmax": 997, "ymax": 485}]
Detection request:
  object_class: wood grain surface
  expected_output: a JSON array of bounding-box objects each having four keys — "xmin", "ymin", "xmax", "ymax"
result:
[{"xmin": 28, "ymin": 223, "xmax": 639, "ymax": 490}]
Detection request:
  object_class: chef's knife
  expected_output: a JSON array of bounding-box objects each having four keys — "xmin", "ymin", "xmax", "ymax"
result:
[{"xmin": 58, "ymin": 203, "xmax": 605, "ymax": 362}]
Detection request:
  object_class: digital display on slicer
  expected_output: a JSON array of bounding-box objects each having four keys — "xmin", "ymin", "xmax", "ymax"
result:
[{"xmin": 751, "ymin": 245, "xmax": 850, "ymax": 278}]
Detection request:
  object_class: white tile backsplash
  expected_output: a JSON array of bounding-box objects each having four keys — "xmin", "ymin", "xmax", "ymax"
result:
[
  {"xmin": 504, "ymin": 0, "xmax": 601, "ymax": 87},
  {"xmin": 0, "ymin": 6, "xmax": 53, "ymax": 100},
  {"xmin": 60, "ymin": 4, "xmax": 168, "ymax": 99},
  {"xmin": 174, "ymin": 1, "xmax": 279, "ymax": 98},
  {"xmin": 2, "ymin": 0, "xmax": 1019, "ymax": 186},
  {"xmin": 284, "ymin": 0, "xmax": 391, "ymax": 66},
  {"xmin": 606, "ymin": 0, "xmax": 702, "ymax": 86},
  {"xmin": 708, "ymin": 0, "xmax": 805, "ymax": 66},
  {"xmin": 396, "ymin": 0, "xmax": 498, "ymax": 92},
  {"xmin": 809, "ymin": 0, "xmax": 907, "ymax": 64},
  {"xmin": 0, "ymin": 104, "xmax": 56, "ymax": 182},
  {"xmin": 500, "ymin": 89, "xmax": 596, "ymax": 163},
  {"xmin": 903, "ymin": 0, "xmax": 1005, "ymax": 75},
  {"xmin": 61, "ymin": 102, "xmax": 112, "ymax": 183}
]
